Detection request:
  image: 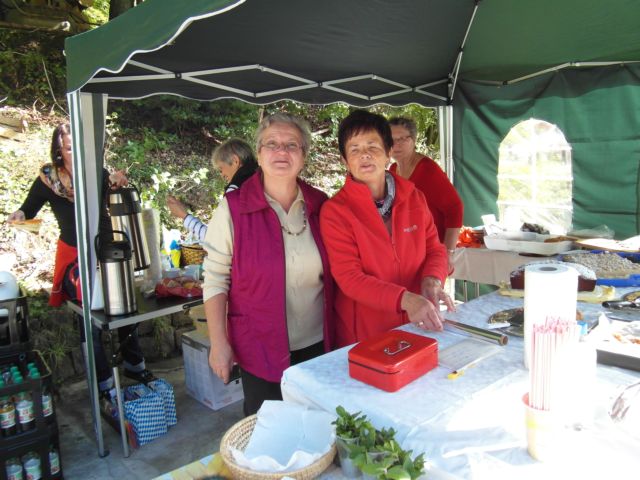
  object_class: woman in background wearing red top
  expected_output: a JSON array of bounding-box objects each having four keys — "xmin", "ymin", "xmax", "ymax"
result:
[
  {"xmin": 389, "ymin": 117, "xmax": 463, "ymax": 273},
  {"xmin": 320, "ymin": 110, "xmax": 454, "ymax": 348}
]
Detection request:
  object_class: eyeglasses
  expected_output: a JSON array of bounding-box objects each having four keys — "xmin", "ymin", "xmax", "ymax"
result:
[
  {"xmin": 260, "ymin": 141, "xmax": 303, "ymax": 153},
  {"xmin": 392, "ymin": 135, "xmax": 413, "ymax": 145}
]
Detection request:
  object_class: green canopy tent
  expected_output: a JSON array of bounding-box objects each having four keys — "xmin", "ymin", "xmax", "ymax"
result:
[{"xmin": 64, "ymin": 0, "xmax": 640, "ymax": 455}]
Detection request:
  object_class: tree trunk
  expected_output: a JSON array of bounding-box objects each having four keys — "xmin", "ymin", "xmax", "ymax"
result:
[{"xmin": 109, "ymin": 0, "xmax": 136, "ymax": 20}]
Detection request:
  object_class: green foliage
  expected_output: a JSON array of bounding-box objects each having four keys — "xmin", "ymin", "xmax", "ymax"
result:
[
  {"xmin": 333, "ymin": 405, "xmax": 369, "ymax": 440},
  {"xmin": 26, "ymin": 291, "xmax": 76, "ymax": 387},
  {"xmin": 335, "ymin": 406, "xmax": 426, "ymax": 480},
  {"xmin": 0, "ymin": 30, "xmax": 67, "ymax": 111},
  {"xmin": 82, "ymin": 0, "xmax": 110, "ymax": 26}
]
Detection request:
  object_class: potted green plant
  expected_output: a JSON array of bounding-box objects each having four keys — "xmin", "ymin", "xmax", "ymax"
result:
[
  {"xmin": 333, "ymin": 406, "xmax": 369, "ymax": 478},
  {"xmin": 354, "ymin": 432, "xmax": 426, "ymax": 480}
]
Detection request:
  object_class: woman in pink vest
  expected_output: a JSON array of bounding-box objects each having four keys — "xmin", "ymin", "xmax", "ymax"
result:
[{"xmin": 202, "ymin": 113, "xmax": 335, "ymax": 415}]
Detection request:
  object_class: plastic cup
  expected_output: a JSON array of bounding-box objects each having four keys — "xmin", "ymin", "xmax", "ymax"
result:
[
  {"xmin": 183, "ymin": 264, "xmax": 200, "ymax": 280},
  {"xmin": 162, "ymin": 268, "xmax": 181, "ymax": 279},
  {"xmin": 523, "ymin": 393, "xmax": 562, "ymax": 461}
]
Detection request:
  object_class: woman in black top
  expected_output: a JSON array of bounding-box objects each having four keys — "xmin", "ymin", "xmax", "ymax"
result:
[{"xmin": 8, "ymin": 124, "xmax": 155, "ymax": 394}]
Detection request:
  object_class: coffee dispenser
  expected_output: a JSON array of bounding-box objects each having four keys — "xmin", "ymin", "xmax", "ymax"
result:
[
  {"xmin": 96, "ymin": 232, "xmax": 137, "ymax": 316},
  {"xmin": 108, "ymin": 185, "xmax": 151, "ymax": 271}
]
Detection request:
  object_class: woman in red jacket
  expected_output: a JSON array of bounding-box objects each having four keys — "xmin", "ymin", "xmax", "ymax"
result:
[
  {"xmin": 389, "ymin": 116, "xmax": 463, "ymax": 273},
  {"xmin": 320, "ymin": 110, "xmax": 454, "ymax": 348}
]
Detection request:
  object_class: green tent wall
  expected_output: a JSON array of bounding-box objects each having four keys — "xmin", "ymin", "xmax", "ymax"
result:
[{"xmin": 454, "ymin": 64, "xmax": 640, "ymax": 238}]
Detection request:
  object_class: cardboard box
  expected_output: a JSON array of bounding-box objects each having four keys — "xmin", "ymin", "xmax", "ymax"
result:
[
  {"xmin": 181, "ymin": 330, "xmax": 244, "ymax": 410},
  {"xmin": 187, "ymin": 304, "xmax": 208, "ymax": 337}
]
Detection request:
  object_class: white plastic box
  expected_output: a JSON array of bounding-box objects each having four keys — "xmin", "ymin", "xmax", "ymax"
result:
[
  {"xmin": 182, "ymin": 330, "xmax": 244, "ymax": 411},
  {"xmin": 483, "ymin": 231, "xmax": 573, "ymax": 255}
]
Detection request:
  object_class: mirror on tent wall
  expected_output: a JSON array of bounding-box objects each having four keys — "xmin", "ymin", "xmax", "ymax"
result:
[{"xmin": 497, "ymin": 119, "xmax": 573, "ymax": 234}]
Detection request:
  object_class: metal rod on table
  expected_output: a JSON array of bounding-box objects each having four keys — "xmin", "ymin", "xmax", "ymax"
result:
[{"xmin": 444, "ymin": 319, "xmax": 509, "ymax": 346}]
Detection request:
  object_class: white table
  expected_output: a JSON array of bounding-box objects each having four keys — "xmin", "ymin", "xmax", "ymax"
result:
[
  {"xmin": 450, "ymin": 247, "xmax": 537, "ymax": 286},
  {"xmin": 281, "ymin": 290, "xmax": 640, "ymax": 479}
]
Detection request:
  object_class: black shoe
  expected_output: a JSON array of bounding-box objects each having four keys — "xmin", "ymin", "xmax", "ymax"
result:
[{"xmin": 123, "ymin": 369, "xmax": 157, "ymax": 385}]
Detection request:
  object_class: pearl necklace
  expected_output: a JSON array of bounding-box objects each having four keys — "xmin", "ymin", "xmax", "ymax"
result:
[{"xmin": 281, "ymin": 206, "xmax": 307, "ymax": 236}]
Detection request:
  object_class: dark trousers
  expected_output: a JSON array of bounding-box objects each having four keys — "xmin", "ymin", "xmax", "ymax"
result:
[
  {"xmin": 65, "ymin": 266, "xmax": 145, "ymax": 389},
  {"xmin": 76, "ymin": 315, "xmax": 144, "ymax": 387},
  {"xmin": 241, "ymin": 341, "xmax": 325, "ymax": 416}
]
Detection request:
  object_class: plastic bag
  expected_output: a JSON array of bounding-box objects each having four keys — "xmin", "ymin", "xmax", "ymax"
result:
[
  {"xmin": 568, "ymin": 225, "xmax": 615, "ymax": 239},
  {"xmin": 155, "ymin": 276, "xmax": 203, "ymax": 298}
]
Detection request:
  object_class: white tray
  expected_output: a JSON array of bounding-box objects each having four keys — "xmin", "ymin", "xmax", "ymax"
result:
[{"xmin": 484, "ymin": 232, "xmax": 573, "ymax": 255}]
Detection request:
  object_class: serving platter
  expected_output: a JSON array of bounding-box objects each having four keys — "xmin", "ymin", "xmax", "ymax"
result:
[
  {"xmin": 484, "ymin": 232, "xmax": 573, "ymax": 255},
  {"xmin": 594, "ymin": 319, "xmax": 640, "ymax": 372},
  {"xmin": 488, "ymin": 307, "xmax": 524, "ymax": 336}
]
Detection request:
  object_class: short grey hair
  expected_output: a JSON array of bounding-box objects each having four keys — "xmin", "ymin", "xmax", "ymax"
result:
[
  {"xmin": 211, "ymin": 138, "xmax": 256, "ymax": 166},
  {"xmin": 255, "ymin": 113, "xmax": 312, "ymax": 157},
  {"xmin": 388, "ymin": 117, "xmax": 418, "ymax": 140}
]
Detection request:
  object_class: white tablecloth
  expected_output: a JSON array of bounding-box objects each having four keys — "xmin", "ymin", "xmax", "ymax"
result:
[
  {"xmin": 450, "ymin": 247, "xmax": 550, "ymax": 285},
  {"xmin": 281, "ymin": 290, "xmax": 640, "ymax": 479}
]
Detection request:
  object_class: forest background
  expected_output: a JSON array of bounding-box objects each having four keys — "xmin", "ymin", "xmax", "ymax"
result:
[{"xmin": 0, "ymin": 0, "xmax": 439, "ymax": 385}]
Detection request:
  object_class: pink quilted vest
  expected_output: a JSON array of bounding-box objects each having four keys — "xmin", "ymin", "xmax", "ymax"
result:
[{"xmin": 226, "ymin": 172, "xmax": 335, "ymax": 382}]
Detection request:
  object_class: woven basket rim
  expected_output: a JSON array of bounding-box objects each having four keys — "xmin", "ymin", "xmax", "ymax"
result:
[
  {"xmin": 181, "ymin": 243, "xmax": 204, "ymax": 250},
  {"xmin": 220, "ymin": 414, "xmax": 336, "ymax": 480},
  {"xmin": 181, "ymin": 243, "xmax": 206, "ymax": 265}
]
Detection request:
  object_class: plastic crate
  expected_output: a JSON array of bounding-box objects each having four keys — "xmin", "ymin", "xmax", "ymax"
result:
[
  {"xmin": 0, "ymin": 351, "xmax": 56, "ymax": 449},
  {"xmin": 0, "ymin": 426, "xmax": 63, "ymax": 480},
  {"xmin": 0, "ymin": 296, "xmax": 30, "ymax": 356}
]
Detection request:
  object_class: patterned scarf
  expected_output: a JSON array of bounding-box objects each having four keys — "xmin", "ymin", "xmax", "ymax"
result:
[
  {"xmin": 39, "ymin": 163, "xmax": 74, "ymax": 202},
  {"xmin": 374, "ymin": 172, "xmax": 395, "ymax": 220}
]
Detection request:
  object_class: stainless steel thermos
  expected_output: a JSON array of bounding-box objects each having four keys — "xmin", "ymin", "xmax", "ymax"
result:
[
  {"xmin": 108, "ymin": 186, "xmax": 151, "ymax": 271},
  {"xmin": 96, "ymin": 231, "xmax": 137, "ymax": 316}
]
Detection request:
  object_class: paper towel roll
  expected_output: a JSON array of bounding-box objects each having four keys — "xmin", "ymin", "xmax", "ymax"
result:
[
  {"xmin": 141, "ymin": 208, "xmax": 162, "ymax": 289},
  {"xmin": 524, "ymin": 263, "xmax": 578, "ymax": 368}
]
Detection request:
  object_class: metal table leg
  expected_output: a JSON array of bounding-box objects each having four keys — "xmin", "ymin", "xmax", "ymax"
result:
[
  {"xmin": 107, "ymin": 329, "xmax": 130, "ymax": 457},
  {"xmin": 113, "ymin": 364, "xmax": 129, "ymax": 457},
  {"xmin": 77, "ymin": 313, "xmax": 108, "ymax": 457}
]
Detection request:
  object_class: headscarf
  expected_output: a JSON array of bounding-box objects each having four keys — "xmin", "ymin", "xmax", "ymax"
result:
[
  {"xmin": 374, "ymin": 172, "xmax": 396, "ymax": 220},
  {"xmin": 39, "ymin": 163, "xmax": 74, "ymax": 202}
]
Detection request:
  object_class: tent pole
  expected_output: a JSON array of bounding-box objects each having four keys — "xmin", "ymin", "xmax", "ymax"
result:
[
  {"xmin": 68, "ymin": 91, "xmax": 109, "ymax": 458},
  {"xmin": 439, "ymin": 105, "xmax": 454, "ymax": 182}
]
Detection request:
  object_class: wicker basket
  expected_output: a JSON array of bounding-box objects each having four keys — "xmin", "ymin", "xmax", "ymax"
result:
[
  {"xmin": 220, "ymin": 415, "xmax": 336, "ymax": 480},
  {"xmin": 181, "ymin": 243, "xmax": 207, "ymax": 266}
]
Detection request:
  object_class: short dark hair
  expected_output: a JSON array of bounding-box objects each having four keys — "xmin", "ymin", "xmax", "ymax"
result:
[
  {"xmin": 51, "ymin": 123, "xmax": 71, "ymax": 167},
  {"xmin": 338, "ymin": 110, "xmax": 393, "ymax": 158}
]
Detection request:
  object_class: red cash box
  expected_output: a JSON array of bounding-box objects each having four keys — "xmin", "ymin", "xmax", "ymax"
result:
[{"xmin": 348, "ymin": 330, "xmax": 438, "ymax": 392}]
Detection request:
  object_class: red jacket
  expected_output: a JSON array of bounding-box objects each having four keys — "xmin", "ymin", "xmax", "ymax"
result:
[
  {"xmin": 226, "ymin": 172, "xmax": 335, "ymax": 382},
  {"xmin": 390, "ymin": 156, "xmax": 463, "ymax": 243},
  {"xmin": 320, "ymin": 173, "xmax": 447, "ymax": 347}
]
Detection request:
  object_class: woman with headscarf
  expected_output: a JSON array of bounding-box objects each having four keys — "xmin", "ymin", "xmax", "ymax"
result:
[{"xmin": 7, "ymin": 123, "xmax": 155, "ymax": 398}]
